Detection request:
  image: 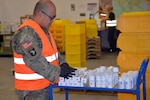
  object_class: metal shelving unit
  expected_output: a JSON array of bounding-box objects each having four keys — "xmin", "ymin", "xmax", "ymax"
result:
[{"xmin": 0, "ymin": 34, "xmax": 12, "ymax": 56}]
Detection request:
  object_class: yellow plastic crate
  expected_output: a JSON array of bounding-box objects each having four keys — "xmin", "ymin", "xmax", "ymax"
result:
[
  {"xmin": 52, "ymin": 31, "xmax": 63, "ymax": 36},
  {"xmin": 138, "ymin": 15, "xmax": 150, "ymax": 32},
  {"xmin": 65, "ymin": 43, "xmax": 86, "ymax": 53},
  {"xmin": 52, "ymin": 20, "xmax": 62, "ymax": 24},
  {"xmin": 55, "ymin": 38, "xmax": 63, "ymax": 44},
  {"xmin": 67, "ymin": 60, "xmax": 86, "ymax": 68},
  {"xmin": 81, "ymin": 19, "xmax": 97, "ymax": 24},
  {"xmin": 50, "ymin": 25, "xmax": 55, "ymax": 30},
  {"xmin": 50, "ymin": 19, "xmax": 71, "ymax": 34},
  {"xmin": 117, "ymin": 15, "xmax": 138, "ymax": 32},
  {"xmin": 86, "ymin": 24, "xmax": 98, "ymax": 30},
  {"xmin": 117, "ymin": 32, "xmax": 150, "ymax": 52},
  {"xmin": 65, "ymin": 24, "xmax": 85, "ymax": 35},
  {"xmin": 57, "ymin": 44, "xmax": 65, "ymax": 53},
  {"xmin": 117, "ymin": 51, "xmax": 150, "ymax": 72},
  {"xmin": 118, "ymin": 87, "xmax": 150, "ymax": 100},
  {"xmin": 65, "ymin": 33, "xmax": 86, "ymax": 44},
  {"xmin": 50, "ymin": 30, "xmax": 54, "ymax": 34},
  {"xmin": 117, "ymin": 50, "xmax": 150, "ymax": 100},
  {"xmin": 54, "ymin": 29, "xmax": 64, "ymax": 33},
  {"xmin": 53, "ymin": 25, "xmax": 63, "ymax": 30},
  {"xmin": 117, "ymin": 12, "xmax": 150, "ymax": 32},
  {"xmin": 122, "ymin": 12, "xmax": 150, "ymax": 16},
  {"xmin": 54, "ymin": 33, "xmax": 63, "ymax": 39},
  {"xmin": 66, "ymin": 52, "xmax": 86, "ymax": 62},
  {"xmin": 53, "ymin": 19, "xmax": 71, "ymax": 24},
  {"xmin": 86, "ymin": 29, "xmax": 98, "ymax": 38}
]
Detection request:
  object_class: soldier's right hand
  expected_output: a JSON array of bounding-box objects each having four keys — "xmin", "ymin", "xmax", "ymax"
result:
[{"xmin": 60, "ymin": 66, "xmax": 73, "ymax": 79}]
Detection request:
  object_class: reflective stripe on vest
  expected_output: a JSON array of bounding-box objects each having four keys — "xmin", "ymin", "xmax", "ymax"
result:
[
  {"xmin": 100, "ymin": 13, "xmax": 107, "ymax": 17},
  {"xmin": 15, "ymin": 72, "xmax": 44, "ymax": 80},
  {"xmin": 106, "ymin": 20, "xmax": 117, "ymax": 27},
  {"xmin": 14, "ymin": 52, "xmax": 58, "ymax": 64}
]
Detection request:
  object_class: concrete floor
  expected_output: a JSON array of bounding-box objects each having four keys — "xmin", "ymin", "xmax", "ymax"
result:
[{"xmin": 0, "ymin": 51, "xmax": 118, "ymax": 100}]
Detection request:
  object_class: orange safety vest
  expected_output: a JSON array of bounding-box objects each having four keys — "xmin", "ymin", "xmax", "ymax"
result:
[{"xmin": 13, "ymin": 19, "xmax": 60, "ymax": 90}]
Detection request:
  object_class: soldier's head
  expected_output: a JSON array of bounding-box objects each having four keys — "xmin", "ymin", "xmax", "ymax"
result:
[
  {"xmin": 33, "ymin": 0, "xmax": 56, "ymax": 29},
  {"xmin": 105, "ymin": 5, "xmax": 113, "ymax": 13}
]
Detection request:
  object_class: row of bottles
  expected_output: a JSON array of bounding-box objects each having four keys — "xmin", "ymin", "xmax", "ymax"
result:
[{"xmin": 58, "ymin": 66, "xmax": 139, "ymax": 89}]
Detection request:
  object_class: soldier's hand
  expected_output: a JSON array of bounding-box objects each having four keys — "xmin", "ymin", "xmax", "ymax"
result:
[
  {"xmin": 60, "ymin": 66, "xmax": 72, "ymax": 79},
  {"xmin": 61, "ymin": 63, "xmax": 77, "ymax": 73},
  {"xmin": 60, "ymin": 63, "xmax": 77, "ymax": 78}
]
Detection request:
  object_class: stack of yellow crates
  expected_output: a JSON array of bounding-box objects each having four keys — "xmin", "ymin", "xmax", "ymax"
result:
[
  {"xmin": 65, "ymin": 23, "xmax": 86, "ymax": 68},
  {"xmin": 50, "ymin": 19, "xmax": 71, "ymax": 53},
  {"xmin": 81, "ymin": 19, "xmax": 98, "ymax": 38},
  {"xmin": 117, "ymin": 12, "xmax": 150, "ymax": 100}
]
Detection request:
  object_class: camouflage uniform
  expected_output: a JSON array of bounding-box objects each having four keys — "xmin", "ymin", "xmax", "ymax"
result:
[{"xmin": 12, "ymin": 23, "xmax": 66, "ymax": 100}]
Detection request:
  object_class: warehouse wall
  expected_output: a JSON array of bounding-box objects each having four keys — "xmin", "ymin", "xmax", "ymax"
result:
[
  {"xmin": 0, "ymin": 0, "xmax": 148, "ymax": 24},
  {"xmin": 0, "ymin": 1, "xmax": 2, "ymax": 22},
  {"xmin": 0, "ymin": 0, "xmax": 99, "ymax": 23},
  {"xmin": 52, "ymin": 0, "xmax": 99, "ymax": 22},
  {"xmin": 0, "ymin": 0, "xmax": 37, "ymax": 23}
]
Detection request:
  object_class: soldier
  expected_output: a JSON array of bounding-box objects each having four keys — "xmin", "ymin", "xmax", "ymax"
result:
[{"xmin": 12, "ymin": 0, "xmax": 76, "ymax": 100}]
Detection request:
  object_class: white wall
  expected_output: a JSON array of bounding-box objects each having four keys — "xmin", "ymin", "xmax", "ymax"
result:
[
  {"xmin": 0, "ymin": 0, "xmax": 99, "ymax": 23},
  {"xmin": 0, "ymin": 0, "xmax": 38, "ymax": 23},
  {"xmin": 52, "ymin": 0, "xmax": 99, "ymax": 22},
  {"xmin": 0, "ymin": 1, "xmax": 3, "ymax": 22}
]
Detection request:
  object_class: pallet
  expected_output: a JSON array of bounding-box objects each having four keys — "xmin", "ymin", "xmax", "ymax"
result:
[
  {"xmin": 86, "ymin": 51, "xmax": 101, "ymax": 59},
  {"xmin": 86, "ymin": 37, "xmax": 101, "ymax": 59}
]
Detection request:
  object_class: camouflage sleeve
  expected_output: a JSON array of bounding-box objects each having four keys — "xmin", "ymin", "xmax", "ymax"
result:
[
  {"xmin": 54, "ymin": 38, "xmax": 66, "ymax": 65},
  {"xmin": 58, "ymin": 52, "xmax": 66, "ymax": 65},
  {"xmin": 12, "ymin": 26, "xmax": 60, "ymax": 83}
]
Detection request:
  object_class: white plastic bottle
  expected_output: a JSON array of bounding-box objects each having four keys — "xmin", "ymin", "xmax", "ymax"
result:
[
  {"xmin": 118, "ymin": 77, "xmax": 125, "ymax": 89},
  {"xmin": 125, "ymin": 75, "xmax": 132, "ymax": 89},
  {"xmin": 106, "ymin": 71, "xmax": 114, "ymax": 88},
  {"xmin": 113, "ymin": 67, "xmax": 119, "ymax": 85},
  {"xmin": 89, "ymin": 74, "xmax": 95, "ymax": 87},
  {"xmin": 96, "ymin": 72, "xmax": 101, "ymax": 87},
  {"xmin": 99, "ymin": 66, "xmax": 106, "ymax": 72},
  {"xmin": 101, "ymin": 72, "xmax": 106, "ymax": 88}
]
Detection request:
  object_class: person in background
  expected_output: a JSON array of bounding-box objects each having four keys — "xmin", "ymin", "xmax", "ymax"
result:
[
  {"xmin": 106, "ymin": 5, "xmax": 116, "ymax": 52},
  {"xmin": 12, "ymin": 0, "xmax": 76, "ymax": 100}
]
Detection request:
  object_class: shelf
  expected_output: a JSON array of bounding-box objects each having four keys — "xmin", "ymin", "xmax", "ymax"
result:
[{"xmin": 0, "ymin": 51, "xmax": 12, "ymax": 57}]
